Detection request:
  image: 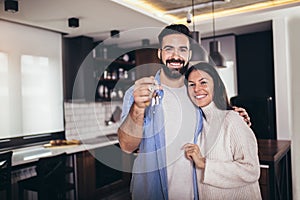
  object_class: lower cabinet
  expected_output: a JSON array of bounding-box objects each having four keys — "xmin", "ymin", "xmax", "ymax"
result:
[
  {"xmin": 76, "ymin": 144, "xmax": 133, "ymax": 200},
  {"xmin": 75, "ymin": 140, "xmax": 292, "ymax": 200},
  {"xmin": 257, "ymin": 139, "xmax": 292, "ymax": 200},
  {"xmin": 259, "ymin": 166, "xmax": 270, "ymax": 200}
]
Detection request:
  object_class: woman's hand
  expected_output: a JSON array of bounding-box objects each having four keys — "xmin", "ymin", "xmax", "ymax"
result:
[
  {"xmin": 232, "ymin": 106, "xmax": 252, "ymax": 127},
  {"xmin": 183, "ymin": 143, "xmax": 206, "ymax": 169}
]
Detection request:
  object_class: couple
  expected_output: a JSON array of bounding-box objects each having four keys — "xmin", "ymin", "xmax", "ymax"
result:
[{"xmin": 118, "ymin": 24, "xmax": 261, "ymax": 200}]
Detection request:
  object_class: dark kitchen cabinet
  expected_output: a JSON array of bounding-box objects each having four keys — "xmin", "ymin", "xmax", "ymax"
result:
[
  {"xmin": 134, "ymin": 48, "xmax": 161, "ymax": 79},
  {"xmin": 230, "ymin": 95, "xmax": 276, "ymax": 139},
  {"xmin": 64, "ymin": 37, "xmax": 160, "ymax": 103},
  {"xmin": 63, "ymin": 36, "xmax": 95, "ymax": 101},
  {"xmin": 76, "ymin": 144, "xmax": 134, "ymax": 200},
  {"xmin": 258, "ymin": 139, "xmax": 292, "ymax": 200},
  {"xmin": 93, "ymin": 49, "xmax": 136, "ymax": 102},
  {"xmin": 235, "ymin": 30, "xmax": 276, "ymax": 140},
  {"xmin": 93, "ymin": 47, "xmax": 160, "ymax": 102}
]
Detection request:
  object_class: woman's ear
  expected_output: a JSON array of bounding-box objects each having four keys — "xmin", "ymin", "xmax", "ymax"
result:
[{"xmin": 157, "ymin": 48, "xmax": 161, "ymax": 59}]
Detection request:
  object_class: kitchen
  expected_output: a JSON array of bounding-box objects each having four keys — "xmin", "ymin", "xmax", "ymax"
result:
[{"xmin": 0, "ymin": 0, "xmax": 300, "ymax": 199}]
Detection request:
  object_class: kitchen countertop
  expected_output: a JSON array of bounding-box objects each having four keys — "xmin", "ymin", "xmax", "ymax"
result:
[{"xmin": 11, "ymin": 133, "xmax": 119, "ymax": 167}]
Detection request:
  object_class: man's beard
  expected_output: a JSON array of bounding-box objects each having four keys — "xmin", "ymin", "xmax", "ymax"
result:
[{"xmin": 161, "ymin": 58, "xmax": 189, "ymax": 79}]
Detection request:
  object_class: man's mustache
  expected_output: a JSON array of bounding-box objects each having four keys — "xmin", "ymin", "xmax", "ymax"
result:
[{"xmin": 166, "ymin": 58, "xmax": 185, "ymax": 65}]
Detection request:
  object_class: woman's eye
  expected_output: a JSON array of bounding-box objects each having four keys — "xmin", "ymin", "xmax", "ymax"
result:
[
  {"xmin": 200, "ymin": 81, "xmax": 208, "ymax": 85},
  {"xmin": 188, "ymin": 83, "xmax": 195, "ymax": 87}
]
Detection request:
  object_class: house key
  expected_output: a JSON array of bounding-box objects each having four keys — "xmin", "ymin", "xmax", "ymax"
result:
[{"xmin": 148, "ymin": 82, "xmax": 162, "ymax": 106}]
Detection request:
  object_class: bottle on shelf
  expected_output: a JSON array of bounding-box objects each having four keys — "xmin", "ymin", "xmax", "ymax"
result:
[
  {"xmin": 103, "ymin": 47, "xmax": 108, "ymax": 59},
  {"xmin": 103, "ymin": 70, "xmax": 108, "ymax": 80},
  {"xmin": 118, "ymin": 68, "xmax": 124, "ymax": 79},
  {"xmin": 111, "ymin": 70, "xmax": 117, "ymax": 80},
  {"xmin": 124, "ymin": 70, "xmax": 128, "ymax": 79},
  {"xmin": 117, "ymin": 89, "xmax": 124, "ymax": 99},
  {"xmin": 97, "ymin": 85, "xmax": 104, "ymax": 98},
  {"xmin": 111, "ymin": 89, "xmax": 118, "ymax": 99}
]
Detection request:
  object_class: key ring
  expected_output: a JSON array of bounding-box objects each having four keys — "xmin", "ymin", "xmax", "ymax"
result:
[{"xmin": 148, "ymin": 84, "xmax": 155, "ymax": 93}]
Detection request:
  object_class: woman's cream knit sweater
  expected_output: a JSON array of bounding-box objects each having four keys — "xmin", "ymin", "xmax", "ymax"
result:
[{"xmin": 196, "ymin": 102, "xmax": 262, "ymax": 200}]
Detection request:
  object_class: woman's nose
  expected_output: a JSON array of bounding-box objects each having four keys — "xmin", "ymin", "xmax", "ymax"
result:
[{"xmin": 194, "ymin": 84, "xmax": 202, "ymax": 92}]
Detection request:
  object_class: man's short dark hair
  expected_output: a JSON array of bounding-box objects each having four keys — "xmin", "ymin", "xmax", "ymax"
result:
[{"xmin": 158, "ymin": 24, "xmax": 192, "ymax": 47}]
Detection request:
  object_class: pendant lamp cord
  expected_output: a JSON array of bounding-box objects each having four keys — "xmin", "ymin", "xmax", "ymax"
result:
[
  {"xmin": 212, "ymin": 0, "xmax": 216, "ymax": 42},
  {"xmin": 192, "ymin": 0, "xmax": 195, "ymax": 32}
]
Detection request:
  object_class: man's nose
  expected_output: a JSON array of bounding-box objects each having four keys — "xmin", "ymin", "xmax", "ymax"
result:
[{"xmin": 172, "ymin": 49, "xmax": 181, "ymax": 57}]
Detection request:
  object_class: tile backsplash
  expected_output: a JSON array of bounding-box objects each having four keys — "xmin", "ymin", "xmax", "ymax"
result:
[{"xmin": 64, "ymin": 101, "xmax": 123, "ymax": 141}]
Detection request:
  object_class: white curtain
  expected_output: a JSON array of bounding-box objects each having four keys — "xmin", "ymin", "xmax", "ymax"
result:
[{"xmin": 0, "ymin": 20, "xmax": 64, "ymax": 139}]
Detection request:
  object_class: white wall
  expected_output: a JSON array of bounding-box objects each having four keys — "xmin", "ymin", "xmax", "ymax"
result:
[
  {"xmin": 273, "ymin": 12, "xmax": 300, "ymax": 200},
  {"xmin": 272, "ymin": 17, "xmax": 293, "ymax": 140},
  {"xmin": 196, "ymin": 5, "xmax": 300, "ymax": 198},
  {"xmin": 287, "ymin": 13, "xmax": 300, "ymax": 200}
]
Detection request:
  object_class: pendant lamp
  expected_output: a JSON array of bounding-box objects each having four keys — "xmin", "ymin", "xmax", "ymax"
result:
[
  {"xmin": 209, "ymin": 0, "xmax": 226, "ymax": 68},
  {"xmin": 190, "ymin": 0, "xmax": 208, "ymax": 63}
]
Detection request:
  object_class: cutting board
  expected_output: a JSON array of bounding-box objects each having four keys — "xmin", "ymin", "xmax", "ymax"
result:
[{"xmin": 43, "ymin": 139, "xmax": 81, "ymax": 148}]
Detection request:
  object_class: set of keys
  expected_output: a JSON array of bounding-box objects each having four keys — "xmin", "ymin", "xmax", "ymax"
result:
[
  {"xmin": 151, "ymin": 90, "xmax": 162, "ymax": 106},
  {"xmin": 148, "ymin": 83, "xmax": 163, "ymax": 106}
]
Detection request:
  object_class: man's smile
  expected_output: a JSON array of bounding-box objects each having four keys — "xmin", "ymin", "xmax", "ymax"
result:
[{"xmin": 166, "ymin": 58, "xmax": 185, "ymax": 69}]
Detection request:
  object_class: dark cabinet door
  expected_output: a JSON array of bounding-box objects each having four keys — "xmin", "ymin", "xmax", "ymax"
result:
[
  {"xmin": 135, "ymin": 48, "xmax": 161, "ymax": 79},
  {"xmin": 230, "ymin": 95, "xmax": 276, "ymax": 139}
]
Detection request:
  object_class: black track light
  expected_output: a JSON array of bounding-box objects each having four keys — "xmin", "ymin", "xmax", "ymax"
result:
[
  {"xmin": 4, "ymin": 0, "xmax": 18, "ymax": 13},
  {"xmin": 110, "ymin": 30, "xmax": 120, "ymax": 38},
  {"xmin": 68, "ymin": 18, "xmax": 79, "ymax": 28}
]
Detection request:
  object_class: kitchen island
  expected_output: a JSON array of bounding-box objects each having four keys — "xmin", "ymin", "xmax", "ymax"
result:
[
  {"xmin": 8, "ymin": 138, "xmax": 292, "ymax": 200},
  {"xmin": 9, "ymin": 132, "xmax": 133, "ymax": 200}
]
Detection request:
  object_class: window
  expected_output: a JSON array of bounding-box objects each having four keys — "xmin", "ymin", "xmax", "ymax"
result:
[
  {"xmin": 0, "ymin": 52, "xmax": 9, "ymax": 136},
  {"xmin": 0, "ymin": 20, "xmax": 64, "ymax": 147}
]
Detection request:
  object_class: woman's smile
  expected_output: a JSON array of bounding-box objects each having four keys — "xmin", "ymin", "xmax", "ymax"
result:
[{"xmin": 187, "ymin": 70, "xmax": 214, "ymax": 107}]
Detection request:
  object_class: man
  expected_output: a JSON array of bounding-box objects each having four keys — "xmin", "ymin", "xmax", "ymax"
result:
[{"xmin": 118, "ymin": 24, "xmax": 250, "ymax": 199}]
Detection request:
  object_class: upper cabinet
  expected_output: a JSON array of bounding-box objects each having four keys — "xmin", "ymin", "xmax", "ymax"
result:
[
  {"xmin": 135, "ymin": 48, "xmax": 161, "ymax": 79},
  {"xmin": 93, "ymin": 47, "xmax": 136, "ymax": 102},
  {"xmin": 63, "ymin": 36, "xmax": 95, "ymax": 101},
  {"xmin": 63, "ymin": 36, "xmax": 160, "ymax": 102},
  {"xmin": 93, "ymin": 47, "xmax": 160, "ymax": 102}
]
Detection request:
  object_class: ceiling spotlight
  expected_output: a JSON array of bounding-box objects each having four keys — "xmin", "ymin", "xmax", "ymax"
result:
[
  {"xmin": 111, "ymin": 30, "xmax": 120, "ymax": 38},
  {"xmin": 68, "ymin": 17, "xmax": 79, "ymax": 28},
  {"xmin": 4, "ymin": 0, "xmax": 18, "ymax": 13}
]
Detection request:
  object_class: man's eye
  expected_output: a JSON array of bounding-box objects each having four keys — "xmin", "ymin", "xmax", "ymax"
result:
[
  {"xmin": 180, "ymin": 48, "xmax": 188, "ymax": 53},
  {"xmin": 164, "ymin": 47, "xmax": 173, "ymax": 52}
]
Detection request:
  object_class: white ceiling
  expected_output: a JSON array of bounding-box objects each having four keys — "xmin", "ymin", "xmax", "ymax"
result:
[
  {"xmin": 0, "ymin": 0, "xmax": 166, "ymax": 44},
  {"xmin": 0, "ymin": 0, "xmax": 298, "ymax": 47}
]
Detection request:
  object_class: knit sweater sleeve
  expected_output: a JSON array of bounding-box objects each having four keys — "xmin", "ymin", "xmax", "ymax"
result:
[{"xmin": 201, "ymin": 111, "xmax": 261, "ymax": 188}]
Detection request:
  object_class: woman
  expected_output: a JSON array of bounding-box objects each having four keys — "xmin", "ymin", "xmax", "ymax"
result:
[{"xmin": 183, "ymin": 62, "xmax": 262, "ymax": 200}]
